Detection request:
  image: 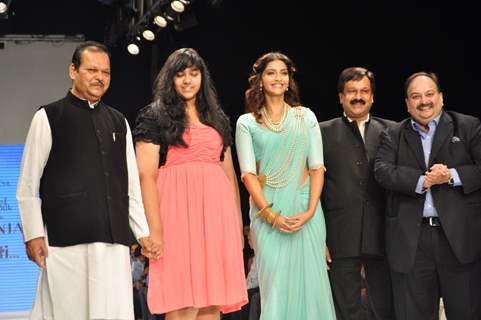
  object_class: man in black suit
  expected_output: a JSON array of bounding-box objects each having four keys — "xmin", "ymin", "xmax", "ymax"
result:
[
  {"xmin": 374, "ymin": 72, "xmax": 481, "ymax": 319},
  {"xmin": 320, "ymin": 67, "xmax": 395, "ymax": 320}
]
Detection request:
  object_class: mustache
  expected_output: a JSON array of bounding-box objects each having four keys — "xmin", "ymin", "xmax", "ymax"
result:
[
  {"xmin": 350, "ymin": 99, "xmax": 365, "ymax": 105},
  {"xmin": 93, "ymin": 80, "xmax": 105, "ymax": 87},
  {"xmin": 416, "ymin": 102, "xmax": 433, "ymax": 110}
]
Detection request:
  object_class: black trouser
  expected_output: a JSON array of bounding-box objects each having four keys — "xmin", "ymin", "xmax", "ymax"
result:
[
  {"xmin": 391, "ymin": 223, "xmax": 481, "ymax": 320},
  {"xmin": 329, "ymin": 255, "xmax": 394, "ymax": 320}
]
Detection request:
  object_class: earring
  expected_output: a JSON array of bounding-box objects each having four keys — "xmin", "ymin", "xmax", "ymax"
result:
[
  {"xmin": 259, "ymin": 83, "xmax": 263, "ymax": 92},
  {"xmin": 285, "ymin": 87, "xmax": 289, "ymax": 92}
]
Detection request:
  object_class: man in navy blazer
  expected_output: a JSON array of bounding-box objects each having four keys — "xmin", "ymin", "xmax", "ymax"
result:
[{"xmin": 374, "ymin": 72, "xmax": 481, "ymax": 319}]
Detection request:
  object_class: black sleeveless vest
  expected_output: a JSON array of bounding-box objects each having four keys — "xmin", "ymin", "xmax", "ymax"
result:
[{"xmin": 40, "ymin": 91, "xmax": 130, "ymax": 247}]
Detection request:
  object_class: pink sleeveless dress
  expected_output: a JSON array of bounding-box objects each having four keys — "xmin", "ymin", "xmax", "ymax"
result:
[{"xmin": 147, "ymin": 124, "xmax": 247, "ymax": 314}]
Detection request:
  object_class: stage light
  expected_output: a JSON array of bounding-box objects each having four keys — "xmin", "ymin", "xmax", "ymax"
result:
[
  {"xmin": 127, "ymin": 42, "xmax": 140, "ymax": 55},
  {"xmin": 127, "ymin": 35, "xmax": 141, "ymax": 55},
  {"xmin": 141, "ymin": 12, "xmax": 168, "ymax": 41},
  {"xmin": 142, "ymin": 28, "xmax": 155, "ymax": 41},
  {"xmin": 165, "ymin": 1, "xmax": 184, "ymax": 21},
  {"xmin": 171, "ymin": 1, "xmax": 185, "ymax": 13},
  {"xmin": 0, "ymin": 0, "xmax": 12, "ymax": 19},
  {"xmin": 153, "ymin": 15, "xmax": 167, "ymax": 28},
  {"xmin": 105, "ymin": 0, "xmax": 208, "ymax": 57}
]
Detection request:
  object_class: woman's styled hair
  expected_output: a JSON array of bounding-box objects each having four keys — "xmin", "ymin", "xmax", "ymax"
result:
[
  {"xmin": 134, "ymin": 48, "xmax": 232, "ymax": 166},
  {"xmin": 244, "ymin": 52, "xmax": 301, "ymax": 123}
]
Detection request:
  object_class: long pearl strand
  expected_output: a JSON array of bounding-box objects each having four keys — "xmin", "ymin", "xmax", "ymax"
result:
[{"xmin": 260, "ymin": 107, "xmax": 307, "ymax": 189}]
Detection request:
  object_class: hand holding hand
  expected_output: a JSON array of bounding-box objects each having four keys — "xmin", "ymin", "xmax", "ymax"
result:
[{"xmin": 139, "ymin": 236, "xmax": 163, "ymax": 260}]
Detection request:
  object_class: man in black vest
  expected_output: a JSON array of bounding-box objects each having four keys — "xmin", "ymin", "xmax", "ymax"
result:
[
  {"xmin": 17, "ymin": 41, "xmax": 157, "ymax": 319},
  {"xmin": 374, "ymin": 72, "xmax": 481, "ymax": 319},
  {"xmin": 320, "ymin": 67, "xmax": 395, "ymax": 320}
]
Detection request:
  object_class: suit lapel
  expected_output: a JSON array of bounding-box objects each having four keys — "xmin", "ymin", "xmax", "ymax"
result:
[
  {"xmin": 364, "ymin": 119, "xmax": 382, "ymax": 160},
  {"xmin": 403, "ymin": 122, "xmax": 427, "ymax": 170},
  {"xmin": 429, "ymin": 111, "xmax": 453, "ymax": 166}
]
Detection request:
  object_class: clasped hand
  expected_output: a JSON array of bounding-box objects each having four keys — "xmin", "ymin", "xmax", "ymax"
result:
[
  {"xmin": 279, "ymin": 211, "xmax": 314, "ymax": 233},
  {"xmin": 423, "ymin": 163, "xmax": 452, "ymax": 189}
]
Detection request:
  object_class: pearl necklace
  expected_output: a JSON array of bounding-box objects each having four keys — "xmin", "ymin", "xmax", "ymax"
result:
[{"xmin": 261, "ymin": 103, "xmax": 289, "ymax": 132}]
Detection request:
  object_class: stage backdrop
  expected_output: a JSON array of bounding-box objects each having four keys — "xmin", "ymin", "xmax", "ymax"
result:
[{"xmin": 0, "ymin": 36, "xmax": 82, "ymax": 318}]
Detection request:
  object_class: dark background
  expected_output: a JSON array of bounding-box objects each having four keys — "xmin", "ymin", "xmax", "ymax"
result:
[{"xmin": 2, "ymin": 0, "xmax": 481, "ymax": 222}]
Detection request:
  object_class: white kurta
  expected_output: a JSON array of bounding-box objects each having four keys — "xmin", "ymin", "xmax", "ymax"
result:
[{"xmin": 17, "ymin": 107, "xmax": 150, "ymax": 320}]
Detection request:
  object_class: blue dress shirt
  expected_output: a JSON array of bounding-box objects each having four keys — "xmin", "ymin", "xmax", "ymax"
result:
[{"xmin": 412, "ymin": 114, "xmax": 462, "ymax": 217}]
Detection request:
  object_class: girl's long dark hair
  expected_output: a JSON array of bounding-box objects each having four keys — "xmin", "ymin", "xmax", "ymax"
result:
[
  {"xmin": 245, "ymin": 52, "xmax": 301, "ymax": 123},
  {"xmin": 150, "ymin": 48, "xmax": 232, "ymax": 154}
]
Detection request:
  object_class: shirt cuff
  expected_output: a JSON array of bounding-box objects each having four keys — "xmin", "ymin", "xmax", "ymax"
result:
[
  {"xmin": 18, "ymin": 199, "xmax": 46, "ymax": 242},
  {"xmin": 449, "ymin": 168, "xmax": 462, "ymax": 186},
  {"xmin": 416, "ymin": 176, "xmax": 426, "ymax": 194}
]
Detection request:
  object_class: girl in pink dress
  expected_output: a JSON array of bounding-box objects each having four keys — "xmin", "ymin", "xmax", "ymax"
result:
[{"xmin": 133, "ymin": 48, "xmax": 247, "ymax": 320}]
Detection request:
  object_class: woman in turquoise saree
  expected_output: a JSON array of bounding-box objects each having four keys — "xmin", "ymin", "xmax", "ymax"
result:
[{"xmin": 235, "ymin": 52, "xmax": 336, "ymax": 320}]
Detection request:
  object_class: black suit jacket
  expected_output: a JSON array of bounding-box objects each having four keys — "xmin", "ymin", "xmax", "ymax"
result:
[
  {"xmin": 320, "ymin": 116, "xmax": 395, "ymax": 259},
  {"xmin": 374, "ymin": 111, "xmax": 481, "ymax": 273}
]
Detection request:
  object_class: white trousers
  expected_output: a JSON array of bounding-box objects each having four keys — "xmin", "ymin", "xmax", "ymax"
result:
[{"xmin": 30, "ymin": 242, "xmax": 134, "ymax": 320}]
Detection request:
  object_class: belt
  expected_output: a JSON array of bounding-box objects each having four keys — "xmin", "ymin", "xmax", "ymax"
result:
[{"xmin": 422, "ymin": 216, "xmax": 441, "ymax": 227}]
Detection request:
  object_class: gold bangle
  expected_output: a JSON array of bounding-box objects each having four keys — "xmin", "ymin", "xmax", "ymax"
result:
[
  {"xmin": 256, "ymin": 203, "xmax": 281, "ymax": 227},
  {"xmin": 256, "ymin": 203, "xmax": 273, "ymax": 217},
  {"xmin": 264, "ymin": 208, "xmax": 279, "ymax": 225},
  {"xmin": 272, "ymin": 213, "xmax": 281, "ymax": 229},
  {"xmin": 256, "ymin": 203, "xmax": 274, "ymax": 223}
]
